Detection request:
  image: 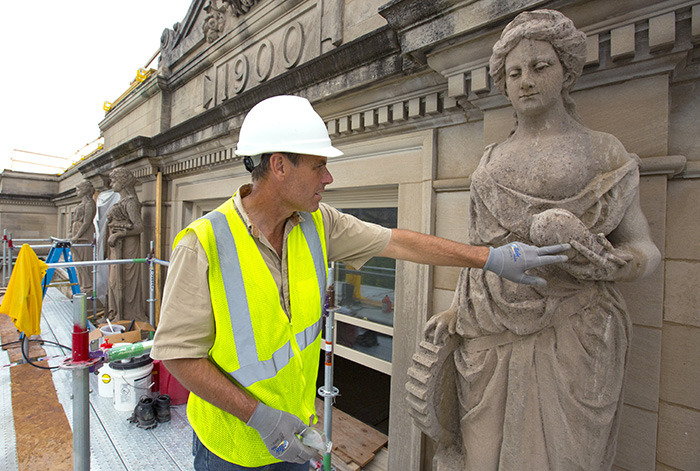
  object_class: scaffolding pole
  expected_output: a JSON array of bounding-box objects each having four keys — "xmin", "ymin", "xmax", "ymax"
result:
[
  {"xmin": 71, "ymin": 293, "xmax": 90, "ymax": 471},
  {"xmin": 318, "ymin": 263, "xmax": 339, "ymax": 471},
  {"xmin": 2, "ymin": 229, "xmax": 6, "ymax": 287},
  {"xmin": 148, "ymin": 241, "xmax": 156, "ymax": 328}
]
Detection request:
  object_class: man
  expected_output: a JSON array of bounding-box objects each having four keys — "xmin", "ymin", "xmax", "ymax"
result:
[{"xmin": 151, "ymin": 95, "xmax": 568, "ymax": 470}]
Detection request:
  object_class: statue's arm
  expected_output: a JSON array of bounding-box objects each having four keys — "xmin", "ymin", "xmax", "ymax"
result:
[
  {"xmin": 606, "ymin": 190, "xmax": 661, "ymax": 281},
  {"xmin": 123, "ymin": 200, "xmax": 144, "ymax": 236},
  {"xmin": 107, "ymin": 200, "xmax": 144, "ymax": 247},
  {"xmin": 71, "ymin": 202, "xmax": 96, "ymax": 242},
  {"xmin": 565, "ymin": 189, "xmax": 660, "ymax": 282}
]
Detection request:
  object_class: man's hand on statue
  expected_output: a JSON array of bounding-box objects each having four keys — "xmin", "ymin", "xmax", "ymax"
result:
[
  {"xmin": 247, "ymin": 402, "xmax": 316, "ymax": 464},
  {"xmin": 483, "ymin": 242, "xmax": 570, "ymax": 286},
  {"xmin": 565, "ymin": 235, "xmax": 633, "ymax": 281},
  {"xmin": 425, "ymin": 307, "xmax": 457, "ymax": 345}
]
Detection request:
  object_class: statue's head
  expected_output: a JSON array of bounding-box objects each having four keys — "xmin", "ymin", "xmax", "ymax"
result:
[
  {"xmin": 489, "ymin": 10, "xmax": 587, "ymax": 116},
  {"xmin": 77, "ymin": 180, "xmax": 94, "ymax": 196},
  {"xmin": 109, "ymin": 167, "xmax": 137, "ymax": 190}
]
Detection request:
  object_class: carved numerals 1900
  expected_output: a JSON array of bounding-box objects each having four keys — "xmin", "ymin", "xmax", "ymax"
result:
[{"xmin": 203, "ymin": 22, "xmax": 305, "ymax": 108}]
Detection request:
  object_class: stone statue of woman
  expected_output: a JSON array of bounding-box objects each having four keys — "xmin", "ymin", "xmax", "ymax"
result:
[
  {"xmin": 408, "ymin": 10, "xmax": 661, "ymax": 471},
  {"xmin": 69, "ymin": 180, "xmax": 96, "ymax": 295},
  {"xmin": 105, "ymin": 167, "xmax": 145, "ymax": 322}
]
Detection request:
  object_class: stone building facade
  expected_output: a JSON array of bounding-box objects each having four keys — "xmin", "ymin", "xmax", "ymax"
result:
[{"xmin": 1, "ymin": 0, "xmax": 699, "ymax": 469}]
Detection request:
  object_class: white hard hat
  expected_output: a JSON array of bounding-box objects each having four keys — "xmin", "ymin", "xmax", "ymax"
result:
[{"xmin": 235, "ymin": 95, "xmax": 343, "ymax": 158}]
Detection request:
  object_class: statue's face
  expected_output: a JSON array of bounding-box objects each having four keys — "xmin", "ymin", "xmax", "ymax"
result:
[
  {"xmin": 110, "ymin": 173, "xmax": 124, "ymax": 191},
  {"xmin": 505, "ymin": 38, "xmax": 564, "ymax": 117}
]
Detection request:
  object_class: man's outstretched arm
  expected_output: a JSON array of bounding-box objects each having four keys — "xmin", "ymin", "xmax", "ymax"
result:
[{"xmin": 379, "ymin": 228, "xmax": 569, "ymax": 286}]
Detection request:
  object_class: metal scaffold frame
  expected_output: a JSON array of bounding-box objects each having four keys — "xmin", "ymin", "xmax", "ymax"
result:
[{"xmin": 2, "ymin": 231, "xmax": 341, "ymax": 471}]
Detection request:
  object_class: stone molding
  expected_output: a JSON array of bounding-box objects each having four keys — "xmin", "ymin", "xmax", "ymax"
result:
[
  {"xmin": 326, "ymin": 88, "xmax": 462, "ymax": 137},
  {"xmin": 162, "ymin": 146, "xmax": 240, "ymax": 176},
  {"xmin": 432, "ymin": 155, "xmax": 694, "ymax": 193},
  {"xmin": 0, "ymin": 195, "xmax": 56, "ymax": 207},
  {"xmin": 383, "ymin": 1, "xmax": 700, "ymax": 114}
]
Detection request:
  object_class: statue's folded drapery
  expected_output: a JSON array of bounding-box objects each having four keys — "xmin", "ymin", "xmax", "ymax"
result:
[{"xmin": 451, "ymin": 144, "xmax": 639, "ymax": 470}]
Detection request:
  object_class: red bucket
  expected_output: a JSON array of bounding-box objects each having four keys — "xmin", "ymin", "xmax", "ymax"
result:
[{"xmin": 153, "ymin": 360, "xmax": 190, "ymax": 405}]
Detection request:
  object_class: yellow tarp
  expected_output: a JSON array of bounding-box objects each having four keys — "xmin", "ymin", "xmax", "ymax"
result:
[{"xmin": 0, "ymin": 244, "xmax": 48, "ymax": 336}]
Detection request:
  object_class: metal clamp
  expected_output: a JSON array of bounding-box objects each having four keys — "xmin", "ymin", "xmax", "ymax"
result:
[{"xmin": 317, "ymin": 386, "xmax": 339, "ymax": 398}]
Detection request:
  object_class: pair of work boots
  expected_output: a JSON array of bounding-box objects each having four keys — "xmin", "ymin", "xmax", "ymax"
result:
[{"xmin": 128, "ymin": 394, "xmax": 171, "ymax": 429}]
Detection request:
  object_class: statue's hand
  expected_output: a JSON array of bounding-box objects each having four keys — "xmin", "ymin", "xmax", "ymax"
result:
[
  {"xmin": 108, "ymin": 233, "xmax": 121, "ymax": 247},
  {"xmin": 425, "ymin": 308, "xmax": 457, "ymax": 345},
  {"xmin": 564, "ymin": 234, "xmax": 633, "ymax": 281}
]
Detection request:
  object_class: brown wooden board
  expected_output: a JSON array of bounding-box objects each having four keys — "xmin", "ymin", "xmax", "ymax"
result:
[
  {"xmin": 1, "ymin": 308, "xmax": 73, "ymax": 471},
  {"xmin": 314, "ymin": 398, "xmax": 388, "ymax": 467}
]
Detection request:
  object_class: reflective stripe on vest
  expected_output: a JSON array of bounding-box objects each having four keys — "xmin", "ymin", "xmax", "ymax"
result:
[{"xmin": 202, "ymin": 210, "xmax": 325, "ymax": 388}]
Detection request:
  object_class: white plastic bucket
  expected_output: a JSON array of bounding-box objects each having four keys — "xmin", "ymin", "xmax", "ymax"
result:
[
  {"xmin": 110, "ymin": 355, "xmax": 154, "ymax": 412},
  {"xmin": 97, "ymin": 363, "xmax": 116, "ymax": 398},
  {"xmin": 100, "ymin": 324, "xmax": 125, "ymax": 335}
]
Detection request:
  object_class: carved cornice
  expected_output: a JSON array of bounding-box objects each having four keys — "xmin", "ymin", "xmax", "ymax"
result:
[
  {"xmin": 0, "ymin": 194, "xmax": 56, "ymax": 207},
  {"xmin": 407, "ymin": 0, "xmax": 699, "ymax": 113},
  {"xmin": 79, "ymin": 136, "xmax": 157, "ymax": 180},
  {"xmin": 432, "ymin": 155, "xmax": 696, "ymax": 193},
  {"xmin": 163, "ymin": 146, "xmax": 240, "ymax": 177},
  {"xmin": 151, "ymin": 26, "xmax": 400, "ymax": 155},
  {"xmin": 159, "ymin": 0, "xmax": 284, "ymax": 72}
]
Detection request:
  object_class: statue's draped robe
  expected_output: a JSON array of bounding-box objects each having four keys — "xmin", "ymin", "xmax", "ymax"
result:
[
  {"xmin": 106, "ymin": 196, "xmax": 145, "ymax": 322},
  {"xmin": 452, "ymin": 144, "xmax": 639, "ymax": 470},
  {"xmin": 70, "ymin": 201, "xmax": 95, "ymax": 294}
]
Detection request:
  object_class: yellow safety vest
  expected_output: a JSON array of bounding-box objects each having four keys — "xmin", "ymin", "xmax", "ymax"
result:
[{"xmin": 174, "ymin": 196, "xmax": 327, "ymax": 466}]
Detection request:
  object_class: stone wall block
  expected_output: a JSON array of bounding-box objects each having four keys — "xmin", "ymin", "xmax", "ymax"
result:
[
  {"xmin": 392, "ymin": 101, "xmax": 407, "ymax": 122},
  {"xmin": 614, "ymin": 404, "xmax": 658, "ymax": 471},
  {"xmin": 437, "ymin": 122, "xmax": 484, "ymax": 181},
  {"xmin": 448, "ymin": 73, "xmax": 466, "ymax": 98},
  {"xmin": 470, "ymin": 67, "xmax": 489, "ymax": 93},
  {"xmin": 351, "ymin": 112, "xmax": 364, "ymax": 132},
  {"xmin": 692, "ymin": 5, "xmax": 700, "ymax": 43},
  {"xmin": 623, "ymin": 325, "xmax": 661, "ymax": 411},
  {"xmin": 425, "ymin": 93, "xmax": 439, "ymax": 115},
  {"xmin": 431, "ymin": 288, "xmax": 455, "ymax": 318},
  {"xmin": 660, "ymin": 322, "xmax": 700, "ymax": 409},
  {"xmin": 377, "ymin": 105, "xmax": 390, "ymax": 125},
  {"xmin": 649, "ymin": 12, "xmax": 676, "ymax": 52},
  {"xmin": 338, "ymin": 116, "xmax": 350, "ymax": 134},
  {"xmin": 327, "ymin": 119, "xmax": 339, "ymax": 136},
  {"xmin": 408, "ymin": 97, "xmax": 421, "ymax": 119},
  {"xmin": 664, "ymin": 260, "xmax": 700, "ymax": 328},
  {"xmin": 657, "ymin": 402, "xmax": 700, "ymax": 470},
  {"xmin": 585, "ymin": 33, "xmax": 600, "ymax": 66},
  {"xmin": 666, "ymin": 179, "xmax": 700, "ymax": 260},
  {"xmin": 364, "ymin": 109, "xmax": 377, "ymax": 128},
  {"xmin": 611, "ymin": 24, "xmax": 636, "ymax": 61},
  {"xmin": 433, "ymin": 190, "xmax": 469, "ymax": 290}
]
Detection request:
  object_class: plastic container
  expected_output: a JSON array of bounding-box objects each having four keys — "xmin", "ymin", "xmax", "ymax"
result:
[
  {"xmin": 156, "ymin": 360, "xmax": 190, "ymax": 405},
  {"xmin": 97, "ymin": 363, "xmax": 116, "ymax": 398},
  {"xmin": 100, "ymin": 324, "xmax": 125, "ymax": 335},
  {"xmin": 110, "ymin": 355, "xmax": 154, "ymax": 412}
]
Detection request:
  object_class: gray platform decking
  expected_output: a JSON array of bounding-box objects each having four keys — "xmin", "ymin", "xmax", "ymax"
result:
[
  {"xmin": 1, "ymin": 288, "xmax": 194, "ymax": 471},
  {"xmin": 1, "ymin": 288, "xmax": 388, "ymax": 471}
]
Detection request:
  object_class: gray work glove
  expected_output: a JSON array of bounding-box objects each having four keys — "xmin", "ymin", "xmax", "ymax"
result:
[
  {"xmin": 247, "ymin": 402, "xmax": 315, "ymax": 464},
  {"xmin": 483, "ymin": 242, "xmax": 570, "ymax": 286}
]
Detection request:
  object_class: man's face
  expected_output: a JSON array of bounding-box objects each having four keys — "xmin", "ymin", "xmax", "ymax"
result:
[{"xmin": 283, "ymin": 154, "xmax": 333, "ymax": 212}]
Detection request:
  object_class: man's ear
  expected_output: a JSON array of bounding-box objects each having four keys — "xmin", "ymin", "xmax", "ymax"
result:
[{"xmin": 269, "ymin": 152, "xmax": 287, "ymax": 180}]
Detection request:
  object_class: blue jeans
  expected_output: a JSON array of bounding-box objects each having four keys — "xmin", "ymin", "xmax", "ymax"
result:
[{"xmin": 193, "ymin": 432, "xmax": 310, "ymax": 471}]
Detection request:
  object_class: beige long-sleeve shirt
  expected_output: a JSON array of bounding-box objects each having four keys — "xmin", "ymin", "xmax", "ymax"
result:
[{"xmin": 151, "ymin": 184, "xmax": 391, "ymax": 360}]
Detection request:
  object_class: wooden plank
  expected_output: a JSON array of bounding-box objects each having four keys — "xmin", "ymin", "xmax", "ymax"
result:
[{"xmin": 314, "ymin": 398, "xmax": 388, "ymax": 467}]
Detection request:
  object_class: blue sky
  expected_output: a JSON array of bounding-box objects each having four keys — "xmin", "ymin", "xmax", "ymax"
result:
[{"xmin": 0, "ymin": 0, "xmax": 193, "ymax": 173}]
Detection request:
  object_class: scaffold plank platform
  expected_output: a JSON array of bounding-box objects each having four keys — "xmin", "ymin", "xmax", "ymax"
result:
[{"xmin": 1, "ymin": 288, "xmax": 388, "ymax": 471}]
